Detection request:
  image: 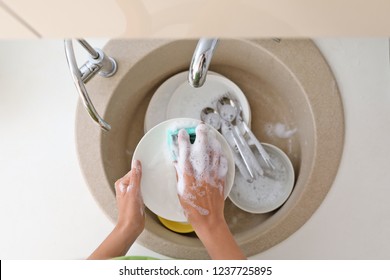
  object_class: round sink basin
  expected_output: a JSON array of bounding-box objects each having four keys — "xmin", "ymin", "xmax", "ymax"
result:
[{"xmin": 76, "ymin": 39, "xmax": 344, "ymax": 259}]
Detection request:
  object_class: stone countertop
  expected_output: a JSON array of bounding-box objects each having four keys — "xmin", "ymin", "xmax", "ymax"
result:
[{"xmin": 0, "ymin": 38, "xmax": 389, "ymax": 259}]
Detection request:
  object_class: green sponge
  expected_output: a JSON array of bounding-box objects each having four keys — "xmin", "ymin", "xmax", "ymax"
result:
[{"xmin": 167, "ymin": 127, "xmax": 196, "ymax": 160}]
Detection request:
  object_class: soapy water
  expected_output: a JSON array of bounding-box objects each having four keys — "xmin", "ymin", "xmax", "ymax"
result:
[
  {"xmin": 229, "ymin": 145, "xmax": 294, "ymax": 212},
  {"xmin": 265, "ymin": 122, "xmax": 297, "ymax": 139},
  {"xmin": 173, "ymin": 123, "xmax": 228, "ymax": 216}
]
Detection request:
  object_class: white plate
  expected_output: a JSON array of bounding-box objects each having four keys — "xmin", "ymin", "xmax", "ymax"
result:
[
  {"xmin": 228, "ymin": 143, "xmax": 295, "ymax": 214},
  {"xmin": 144, "ymin": 71, "xmax": 251, "ymax": 133},
  {"xmin": 144, "ymin": 72, "xmax": 186, "ymax": 133},
  {"xmin": 144, "ymin": 71, "xmax": 222, "ymax": 133},
  {"xmin": 133, "ymin": 118, "xmax": 235, "ymax": 222},
  {"xmin": 166, "ymin": 74, "xmax": 251, "ymax": 126}
]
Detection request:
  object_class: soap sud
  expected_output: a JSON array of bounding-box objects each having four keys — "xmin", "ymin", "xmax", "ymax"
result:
[
  {"xmin": 230, "ymin": 146, "xmax": 292, "ymax": 212},
  {"xmin": 119, "ymin": 182, "xmax": 127, "ymax": 193},
  {"xmin": 203, "ymin": 112, "xmax": 220, "ymax": 129},
  {"xmin": 265, "ymin": 122, "xmax": 297, "ymax": 139},
  {"xmin": 181, "ymin": 192, "xmax": 210, "ymax": 216},
  {"xmin": 198, "ymin": 190, "xmax": 206, "ymax": 197},
  {"xmin": 218, "ymin": 156, "xmax": 228, "ymax": 180},
  {"xmin": 172, "ymin": 123, "xmax": 228, "ymax": 216},
  {"xmin": 119, "ymin": 180, "xmax": 144, "ymax": 215},
  {"xmin": 127, "ymin": 182, "xmax": 134, "ymax": 192},
  {"xmin": 219, "ymin": 104, "xmax": 237, "ymax": 122}
]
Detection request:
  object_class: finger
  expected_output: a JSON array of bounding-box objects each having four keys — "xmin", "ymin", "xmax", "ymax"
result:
[
  {"xmin": 177, "ymin": 129, "xmax": 193, "ymax": 175},
  {"xmin": 208, "ymin": 129, "xmax": 222, "ymax": 155},
  {"xmin": 128, "ymin": 160, "xmax": 142, "ymax": 192},
  {"xmin": 114, "ymin": 178, "xmax": 128, "ymax": 195},
  {"xmin": 121, "ymin": 168, "xmax": 133, "ymax": 182},
  {"xmin": 218, "ymin": 155, "xmax": 228, "ymax": 180},
  {"xmin": 173, "ymin": 162, "xmax": 179, "ymax": 181},
  {"xmin": 131, "ymin": 160, "xmax": 142, "ymax": 180},
  {"xmin": 210, "ymin": 150, "xmax": 220, "ymax": 178},
  {"xmin": 214, "ymin": 156, "xmax": 226, "ymax": 197},
  {"xmin": 195, "ymin": 123, "xmax": 209, "ymax": 146},
  {"xmin": 178, "ymin": 129, "xmax": 191, "ymax": 157},
  {"xmin": 190, "ymin": 124, "xmax": 212, "ymax": 175},
  {"xmin": 121, "ymin": 160, "xmax": 141, "ymax": 183}
]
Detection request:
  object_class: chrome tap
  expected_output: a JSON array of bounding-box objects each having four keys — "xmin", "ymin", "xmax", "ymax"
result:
[
  {"xmin": 188, "ymin": 38, "xmax": 218, "ymax": 88},
  {"xmin": 64, "ymin": 39, "xmax": 117, "ymax": 131}
]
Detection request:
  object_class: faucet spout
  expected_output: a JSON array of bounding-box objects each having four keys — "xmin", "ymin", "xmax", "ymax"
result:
[
  {"xmin": 64, "ymin": 39, "xmax": 117, "ymax": 131},
  {"xmin": 188, "ymin": 38, "xmax": 218, "ymax": 88}
]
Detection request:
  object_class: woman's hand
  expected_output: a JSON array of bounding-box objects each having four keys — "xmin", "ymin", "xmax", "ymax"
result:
[
  {"xmin": 88, "ymin": 160, "xmax": 145, "ymax": 259},
  {"xmin": 174, "ymin": 124, "xmax": 246, "ymax": 259},
  {"xmin": 114, "ymin": 160, "xmax": 145, "ymax": 236},
  {"xmin": 174, "ymin": 124, "xmax": 228, "ymax": 233}
]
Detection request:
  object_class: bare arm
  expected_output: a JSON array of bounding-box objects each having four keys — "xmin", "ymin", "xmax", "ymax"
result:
[
  {"xmin": 196, "ymin": 219, "xmax": 246, "ymax": 260},
  {"xmin": 88, "ymin": 160, "xmax": 144, "ymax": 260}
]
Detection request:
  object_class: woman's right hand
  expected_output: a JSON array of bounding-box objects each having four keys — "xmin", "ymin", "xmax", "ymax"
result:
[
  {"xmin": 174, "ymin": 124, "xmax": 246, "ymax": 259},
  {"xmin": 174, "ymin": 124, "xmax": 228, "ymax": 234}
]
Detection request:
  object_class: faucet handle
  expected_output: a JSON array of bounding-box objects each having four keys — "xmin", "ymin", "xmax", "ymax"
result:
[{"xmin": 64, "ymin": 39, "xmax": 117, "ymax": 131}]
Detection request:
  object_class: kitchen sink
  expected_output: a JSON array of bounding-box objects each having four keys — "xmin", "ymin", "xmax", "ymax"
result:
[{"xmin": 76, "ymin": 38, "xmax": 344, "ymax": 259}]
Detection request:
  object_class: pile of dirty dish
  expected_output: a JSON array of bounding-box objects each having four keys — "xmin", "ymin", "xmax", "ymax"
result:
[{"xmin": 135, "ymin": 71, "xmax": 295, "ymax": 234}]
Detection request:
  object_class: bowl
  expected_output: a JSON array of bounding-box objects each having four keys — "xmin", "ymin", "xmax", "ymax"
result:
[
  {"xmin": 228, "ymin": 143, "xmax": 295, "ymax": 213},
  {"xmin": 157, "ymin": 216, "xmax": 194, "ymax": 233},
  {"xmin": 132, "ymin": 118, "xmax": 235, "ymax": 222}
]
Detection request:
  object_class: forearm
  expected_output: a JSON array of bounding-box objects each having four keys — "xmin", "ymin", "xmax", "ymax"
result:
[
  {"xmin": 88, "ymin": 225, "xmax": 139, "ymax": 260},
  {"xmin": 196, "ymin": 222, "xmax": 246, "ymax": 260}
]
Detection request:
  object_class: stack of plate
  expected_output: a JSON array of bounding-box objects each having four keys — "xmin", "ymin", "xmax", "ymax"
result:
[
  {"xmin": 140, "ymin": 71, "xmax": 295, "ymax": 232},
  {"xmin": 141, "ymin": 72, "xmax": 250, "ymax": 232}
]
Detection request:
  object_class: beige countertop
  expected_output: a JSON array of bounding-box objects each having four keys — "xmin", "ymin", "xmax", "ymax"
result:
[{"xmin": 0, "ymin": 38, "xmax": 389, "ymax": 259}]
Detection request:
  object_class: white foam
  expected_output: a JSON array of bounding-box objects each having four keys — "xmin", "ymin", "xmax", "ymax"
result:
[
  {"xmin": 118, "ymin": 178, "xmax": 144, "ymax": 215},
  {"xmin": 126, "ymin": 182, "xmax": 134, "ymax": 192},
  {"xmin": 119, "ymin": 182, "xmax": 126, "ymax": 193},
  {"xmin": 181, "ymin": 192, "xmax": 210, "ymax": 216},
  {"xmin": 265, "ymin": 122, "xmax": 297, "ymax": 139},
  {"xmin": 230, "ymin": 146, "xmax": 292, "ymax": 212},
  {"xmin": 219, "ymin": 104, "xmax": 237, "ymax": 122},
  {"xmin": 203, "ymin": 112, "xmax": 220, "ymax": 129}
]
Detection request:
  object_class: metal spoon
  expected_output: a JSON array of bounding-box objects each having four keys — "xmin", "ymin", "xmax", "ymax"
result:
[
  {"xmin": 200, "ymin": 107, "xmax": 254, "ymax": 183},
  {"xmin": 227, "ymin": 96, "xmax": 275, "ymax": 169},
  {"xmin": 217, "ymin": 96, "xmax": 264, "ymax": 178},
  {"xmin": 200, "ymin": 107, "xmax": 221, "ymax": 130},
  {"xmin": 220, "ymin": 122, "xmax": 255, "ymax": 183}
]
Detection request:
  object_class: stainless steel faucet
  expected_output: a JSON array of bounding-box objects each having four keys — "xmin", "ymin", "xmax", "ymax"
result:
[
  {"xmin": 188, "ymin": 38, "xmax": 218, "ymax": 88},
  {"xmin": 64, "ymin": 39, "xmax": 117, "ymax": 131}
]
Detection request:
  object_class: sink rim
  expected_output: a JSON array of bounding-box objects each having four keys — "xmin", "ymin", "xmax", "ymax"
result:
[{"xmin": 75, "ymin": 38, "xmax": 344, "ymax": 259}]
